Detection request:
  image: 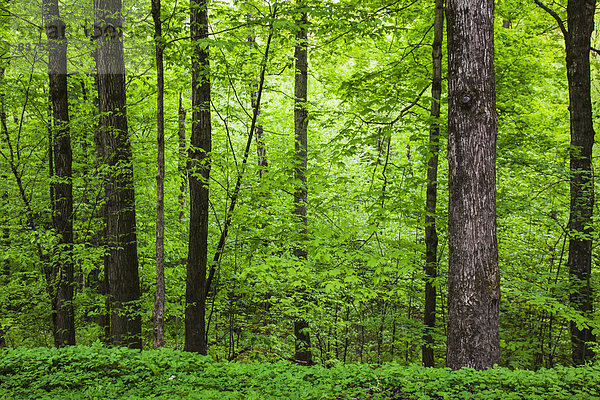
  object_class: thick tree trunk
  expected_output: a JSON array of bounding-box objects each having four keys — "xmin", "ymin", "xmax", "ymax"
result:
[
  {"xmin": 445, "ymin": 0, "xmax": 500, "ymax": 370},
  {"xmin": 43, "ymin": 0, "xmax": 75, "ymax": 347},
  {"xmin": 88, "ymin": 71, "xmax": 111, "ymax": 343},
  {"xmin": 94, "ymin": 0, "xmax": 142, "ymax": 348},
  {"xmin": 565, "ymin": 0, "xmax": 596, "ymax": 366},
  {"xmin": 185, "ymin": 0, "xmax": 211, "ymax": 355},
  {"xmin": 152, "ymin": 0, "xmax": 166, "ymax": 349},
  {"xmin": 293, "ymin": 6, "xmax": 312, "ymax": 365},
  {"xmin": 422, "ymin": 0, "xmax": 443, "ymax": 368}
]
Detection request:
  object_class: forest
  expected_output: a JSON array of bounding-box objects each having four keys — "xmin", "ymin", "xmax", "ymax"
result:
[{"xmin": 0, "ymin": 0, "xmax": 600, "ymax": 394}]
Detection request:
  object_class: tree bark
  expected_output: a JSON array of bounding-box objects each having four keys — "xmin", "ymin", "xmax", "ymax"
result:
[
  {"xmin": 88, "ymin": 70, "xmax": 111, "ymax": 343},
  {"xmin": 565, "ymin": 0, "xmax": 596, "ymax": 366},
  {"xmin": 293, "ymin": 5, "xmax": 312, "ymax": 365},
  {"xmin": 446, "ymin": 0, "xmax": 500, "ymax": 370},
  {"xmin": 94, "ymin": 0, "xmax": 142, "ymax": 348},
  {"xmin": 43, "ymin": 0, "xmax": 75, "ymax": 347},
  {"xmin": 185, "ymin": 0, "xmax": 211, "ymax": 354},
  {"xmin": 152, "ymin": 0, "xmax": 166, "ymax": 349},
  {"xmin": 422, "ymin": 0, "xmax": 443, "ymax": 368}
]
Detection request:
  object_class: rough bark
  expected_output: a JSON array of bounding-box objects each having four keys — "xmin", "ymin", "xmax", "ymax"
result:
[
  {"xmin": 422, "ymin": 0, "xmax": 443, "ymax": 368},
  {"xmin": 89, "ymin": 70, "xmax": 111, "ymax": 343},
  {"xmin": 293, "ymin": 6, "xmax": 312, "ymax": 365},
  {"xmin": 43, "ymin": 0, "xmax": 75, "ymax": 347},
  {"xmin": 152, "ymin": 0, "xmax": 166, "ymax": 349},
  {"xmin": 565, "ymin": 0, "xmax": 596, "ymax": 365},
  {"xmin": 446, "ymin": 0, "xmax": 500, "ymax": 370},
  {"xmin": 94, "ymin": 0, "xmax": 142, "ymax": 348},
  {"xmin": 185, "ymin": 0, "xmax": 211, "ymax": 354}
]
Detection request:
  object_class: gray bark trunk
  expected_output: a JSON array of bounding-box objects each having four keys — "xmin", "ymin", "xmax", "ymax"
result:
[
  {"xmin": 152, "ymin": 0, "xmax": 166, "ymax": 349},
  {"xmin": 446, "ymin": 0, "xmax": 500, "ymax": 370}
]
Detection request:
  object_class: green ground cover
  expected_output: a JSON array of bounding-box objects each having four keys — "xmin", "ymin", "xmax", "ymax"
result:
[{"xmin": 1, "ymin": 345, "xmax": 599, "ymax": 399}]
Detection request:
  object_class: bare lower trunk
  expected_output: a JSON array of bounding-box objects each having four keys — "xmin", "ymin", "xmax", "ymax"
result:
[
  {"xmin": 152, "ymin": 0, "xmax": 166, "ymax": 349},
  {"xmin": 446, "ymin": 0, "xmax": 500, "ymax": 370},
  {"xmin": 185, "ymin": 0, "xmax": 211, "ymax": 355},
  {"xmin": 94, "ymin": 0, "xmax": 142, "ymax": 348},
  {"xmin": 565, "ymin": 0, "xmax": 596, "ymax": 366},
  {"xmin": 422, "ymin": 0, "xmax": 444, "ymax": 368},
  {"xmin": 293, "ymin": 5, "xmax": 312, "ymax": 365},
  {"xmin": 44, "ymin": 0, "xmax": 75, "ymax": 347}
]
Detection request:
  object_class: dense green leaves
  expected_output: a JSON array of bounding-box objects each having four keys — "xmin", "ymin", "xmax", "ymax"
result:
[{"xmin": 2, "ymin": 345, "xmax": 600, "ymax": 399}]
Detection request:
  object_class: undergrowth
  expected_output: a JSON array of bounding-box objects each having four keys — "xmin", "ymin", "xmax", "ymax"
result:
[{"xmin": 0, "ymin": 344, "xmax": 599, "ymax": 399}]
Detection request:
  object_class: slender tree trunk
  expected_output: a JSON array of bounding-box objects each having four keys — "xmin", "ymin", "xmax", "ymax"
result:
[
  {"xmin": 255, "ymin": 116, "xmax": 267, "ymax": 178},
  {"xmin": 565, "ymin": 0, "xmax": 596, "ymax": 365},
  {"xmin": 152, "ymin": 0, "xmax": 166, "ymax": 349},
  {"xmin": 204, "ymin": 10, "xmax": 275, "ymax": 300},
  {"xmin": 534, "ymin": 0, "xmax": 597, "ymax": 365},
  {"xmin": 445, "ymin": 0, "xmax": 500, "ymax": 370},
  {"xmin": 293, "ymin": 5, "xmax": 312, "ymax": 365},
  {"xmin": 248, "ymin": 30, "xmax": 268, "ymax": 178},
  {"xmin": 178, "ymin": 93, "xmax": 187, "ymax": 223},
  {"xmin": 94, "ymin": 0, "xmax": 142, "ymax": 348},
  {"xmin": 422, "ymin": 0, "xmax": 444, "ymax": 368},
  {"xmin": 43, "ymin": 0, "xmax": 75, "ymax": 347},
  {"xmin": 185, "ymin": 0, "xmax": 211, "ymax": 354},
  {"xmin": 0, "ymin": 68, "xmax": 7, "ymax": 348}
]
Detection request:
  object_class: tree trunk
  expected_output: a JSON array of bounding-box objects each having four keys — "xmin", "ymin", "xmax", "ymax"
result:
[
  {"xmin": 204, "ymin": 7, "xmax": 275, "ymax": 308},
  {"xmin": 185, "ymin": 0, "xmax": 211, "ymax": 355},
  {"xmin": 94, "ymin": 0, "xmax": 142, "ymax": 348},
  {"xmin": 152, "ymin": 0, "xmax": 166, "ymax": 349},
  {"xmin": 445, "ymin": 0, "xmax": 500, "ymax": 370},
  {"xmin": 88, "ymin": 71, "xmax": 111, "ymax": 343},
  {"xmin": 422, "ymin": 0, "xmax": 444, "ymax": 368},
  {"xmin": 0, "ymin": 67, "xmax": 7, "ymax": 349},
  {"xmin": 565, "ymin": 0, "xmax": 596, "ymax": 366},
  {"xmin": 43, "ymin": 0, "xmax": 75, "ymax": 347},
  {"xmin": 248, "ymin": 30, "xmax": 268, "ymax": 178},
  {"xmin": 293, "ymin": 5, "xmax": 312, "ymax": 365}
]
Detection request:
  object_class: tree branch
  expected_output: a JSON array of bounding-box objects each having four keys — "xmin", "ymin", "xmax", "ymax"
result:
[
  {"xmin": 205, "ymin": 5, "xmax": 277, "ymax": 297},
  {"xmin": 534, "ymin": 0, "xmax": 567, "ymax": 37}
]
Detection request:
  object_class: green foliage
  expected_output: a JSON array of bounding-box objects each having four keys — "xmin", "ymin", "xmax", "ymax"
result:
[{"xmin": 1, "ymin": 345, "xmax": 600, "ymax": 399}]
